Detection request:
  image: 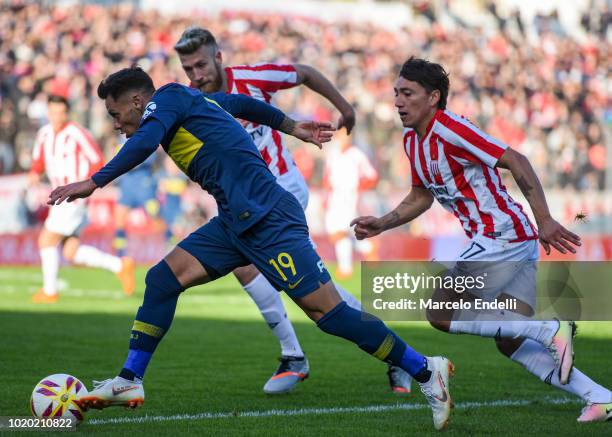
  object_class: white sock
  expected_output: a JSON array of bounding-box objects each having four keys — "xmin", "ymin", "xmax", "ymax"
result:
[
  {"xmin": 510, "ymin": 338, "xmax": 611, "ymax": 404},
  {"xmin": 40, "ymin": 246, "xmax": 59, "ymax": 296},
  {"xmin": 449, "ymin": 310, "xmax": 558, "ymax": 345},
  {"xmin": 244, "ymin": 273, "xmax": 304, "ymax": 357},
  {"xmin": 335, "ymin": 282, "xmax": 362, "ymax": 310},
  {"xmin": 73, "ymin": 245, "xmax": 122, "ymax": 273},
  {"xmin": 335, "ymin": 237, "xmax": 352, "ymax": 274}
]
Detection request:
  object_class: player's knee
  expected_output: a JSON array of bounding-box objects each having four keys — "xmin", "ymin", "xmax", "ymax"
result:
[
  {"xmin": 428, "ymin": 318, "xmax": 450, "ymax": 333},
  {"xmin": 143, "ymin": 261, "xmax": 184, "ymax": 306},
  {"xmin": 38, "ymin": 229, "xmax": 58, "ymax": 248},
  {"xmin": 62, "ymin": 244, "xmax": 77, "ymax": 262},
  {"xmin": 426, "ymin": 307, "xmax": 451, "ymax": 332},
  {"xmin": 234, "ymin": 265, "xmax": 260, "ymax": 286}
]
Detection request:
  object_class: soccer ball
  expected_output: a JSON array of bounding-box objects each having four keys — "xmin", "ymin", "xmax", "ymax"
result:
[{"xmin": 30, "ymin": 374, "xmax": 88, "ymax": 422}]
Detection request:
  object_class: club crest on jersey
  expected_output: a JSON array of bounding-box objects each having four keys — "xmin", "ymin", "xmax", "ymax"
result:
[
  {"xmin": 142, "ymin": 102, "xmax": 157, "ymax": 120},
  {"xmin": 430, "ymin": 160, "xmax": 441, "ymax": 178}
]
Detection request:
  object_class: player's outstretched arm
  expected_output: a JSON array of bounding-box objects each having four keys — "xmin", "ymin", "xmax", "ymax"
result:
[
  {"xmin": 497, "ymin": 148, "xmax": 581, "ymax": 255},
  {"xmin": 89, "ymin": 120, "xmax": 164, "ymax": 189},
  {"xmin": 278, "ymin": 118, "xmax": 334, "ymax": 149},
  {"xmin": 209, "ymin": 92, "xmax": 335, "ymax": 148},
  {"xmin": 294, "ymin": 64, "xmax": 355, "ymax": 133},
  {"xmin": 48, "ymin": 178, "xmax": 98, "ymax": 205},
  {"xmin": 351, "ymin": 186, "xmax": 433, "ymax": 240}
]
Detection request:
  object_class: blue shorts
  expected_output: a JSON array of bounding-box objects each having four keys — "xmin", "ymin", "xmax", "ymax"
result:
[
  {"xmin": 118, "ymin": 172, "xmax": 158, "ymax": 212},
  {"xmin": 178, "ymin": 192, "xmax": 331, "ymax": 298},
  {"xmin": 160, "ymin": 194, "xmax": 182, "ymax": 225}
]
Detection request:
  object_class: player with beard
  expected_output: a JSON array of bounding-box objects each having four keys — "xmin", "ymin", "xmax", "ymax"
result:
[{"xmin": 174, "ymin": 27, "xmax": 413, "ymax": 394}]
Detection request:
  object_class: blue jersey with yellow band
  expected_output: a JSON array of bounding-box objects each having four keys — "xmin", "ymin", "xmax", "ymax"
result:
[{"xmin": 92, "ymin": 83, "xmax": 288, "ymax": 234}]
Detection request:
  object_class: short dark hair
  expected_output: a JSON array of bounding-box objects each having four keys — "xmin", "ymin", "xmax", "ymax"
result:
[
  {"xmin": 97, "ymin": 66, "xmax": 155, "ymax": 100},
  {"xmin": 174, "ymin": 27, "xmax": 218, "ymax": 55},
  {"xmin": 399, "ymin": 57, "xmax": 449, "ymax": 109},
  {"xmin": 47, "ymin": 94, "xmax": 70, "ymax": 109}
]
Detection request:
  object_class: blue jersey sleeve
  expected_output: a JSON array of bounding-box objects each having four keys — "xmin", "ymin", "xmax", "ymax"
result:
[
  {"xmin": 207, "ymin": 92, "xmax": 285, "ymax": 131},
  {"xmin": 141, "ymin": 84, "xmax": 187, "ymax": 135},
  {"xmin": 93, "ymin": 85, "xmax": 190, "ymax": 187},
  {"xmin": 91, "ymin": 120, "xmax": 164, "ymax": 187}
]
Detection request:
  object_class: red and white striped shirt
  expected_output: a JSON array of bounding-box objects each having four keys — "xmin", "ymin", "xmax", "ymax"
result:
[
  {"xmin": 224, "ymin": 63, "xmax": 299, "ymax": 177},
  {"xmin": 403, "ymin": 109, "xmax": 537, "ymax": 242},
  {"xmin": 31, "ymin": 121, "xmax": 104, "ymax": 188}
]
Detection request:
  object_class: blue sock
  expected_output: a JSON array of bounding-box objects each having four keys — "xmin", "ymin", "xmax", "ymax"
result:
[
  {"xmin": 120, "ymin": 260, "xmax": 183, "ymax": 379},
  {"xmin": 114, "ymin": 229, "xmax": 127, "ymax": 257},
  {"xmin": 317, "ymin": 302, "xmax": 429, "ymax": 380}
]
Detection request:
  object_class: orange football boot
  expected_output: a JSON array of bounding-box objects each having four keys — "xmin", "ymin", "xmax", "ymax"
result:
[
  {"xmin": 32, "ymin": 289, "xmax": 59, "ymax": 304},
  {"xmin": 116, "ymin": 257, "xmax": 135, "ymax": 296}
]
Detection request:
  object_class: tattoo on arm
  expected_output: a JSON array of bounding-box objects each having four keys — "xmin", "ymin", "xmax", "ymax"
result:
[
  {"xmin": 279, "ymin": 116, "xmax": 296, "ymax": 135},
  {"xmin": 388, "ymin": 211, "xmax": 401, "ymax": 228},
  {"xmin": 516, "ymin": 176, "xmax": 533, "ymax": 197}
]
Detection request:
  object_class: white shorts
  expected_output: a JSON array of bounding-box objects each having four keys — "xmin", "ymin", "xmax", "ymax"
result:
[
  {"xmin": 454, "ymin": 235, "xmax": 539, "ymax": 262},
  {"xmin": 325, "ymin": 192, "xmax": 358, "ymax": 235},
  {"xmin": 276, "ymin": 165, "xmax": 316, "ymax": 249},
  {"xmin": 450, "ymin": 236, "xmax": 540, "ymax": 310},
  {"xmin": 277, "ymin": 165, "xmax": 309, "ymax": 210},
  {"xmin": 44, "ymin": 200, "xmax": 87, "ymax": 237}
]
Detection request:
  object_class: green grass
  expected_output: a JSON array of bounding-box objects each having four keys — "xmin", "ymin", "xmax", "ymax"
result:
[{"xmin": 0, "ymin": 265, "xmax": 610, "ymax": 436}]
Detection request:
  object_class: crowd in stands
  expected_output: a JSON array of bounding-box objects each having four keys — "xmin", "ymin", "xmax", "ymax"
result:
[{"xmin": 0, "ymin": 0, "xmax": 609, "ymax": 194}]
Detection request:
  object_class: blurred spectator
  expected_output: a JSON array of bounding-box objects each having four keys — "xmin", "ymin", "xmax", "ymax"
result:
[
  {"xmin": 158, "ymin": 156, "xmax": 188, "ymax": 247},
  {"xmin": 0, "ymin": 0, "xmax": 609, "ymax": 197},
  {"xmin": 324, "ymin": 130, "xmax": 378, "ymax": 278}
]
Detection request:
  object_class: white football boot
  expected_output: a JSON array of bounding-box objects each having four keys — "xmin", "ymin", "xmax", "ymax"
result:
[
  {"xmin": 418, "ymin": 356, "xmax": 455, "ymax": 431},
  {"xmin": 77, "ymin": 376, "xmax": 144, "ymax": 410},
  {"xmin": 263, "ymin": 356, "xmax": 309, "ymax": 394}
]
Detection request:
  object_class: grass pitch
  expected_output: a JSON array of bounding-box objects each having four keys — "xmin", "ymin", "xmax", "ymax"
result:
[{"xmin": 0, "ymin": 265, "xmax": 610, "ymax": 436}]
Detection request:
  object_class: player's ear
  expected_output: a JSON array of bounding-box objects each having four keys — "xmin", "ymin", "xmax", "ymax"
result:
[
  {"xmin": 132, "ymin": 92, "xmax": 144, "ymax": 111},
  {"xmin": 215, "ymin": 50, "xmax": 223, "ymax": 64},
  {"xmin": 430, "ymin": 90, "xmax": 440, "ymax": 107}
]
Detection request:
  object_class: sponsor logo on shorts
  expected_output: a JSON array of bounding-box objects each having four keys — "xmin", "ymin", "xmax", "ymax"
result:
[{"xmin": 288, "ymin": 276, "xmax": 305, "ymax": 290}]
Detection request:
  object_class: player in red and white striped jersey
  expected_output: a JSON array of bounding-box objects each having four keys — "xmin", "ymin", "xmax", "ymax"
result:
[
  {"xmin": 324, "ymin": 129, "xmax": 379, "ymax": 279},
  {"xmin": 175, "ymin": 27, "xmax": 412, "ymax": 395},
  {"xmin": 401, "ymin": 112, "xmax": 537, "ymax": 244},
  {"xmin": 353, "ymin": 58, "xmax": 611, "ymax": 421},
  {"xmin": 29, "ymin": 95, "xmax": 135, "ymax": 303}
]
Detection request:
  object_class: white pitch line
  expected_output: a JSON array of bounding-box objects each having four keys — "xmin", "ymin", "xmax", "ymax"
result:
[
  {"xmin": 88, "ymin": 397, "xmax": 579, "ymax": 426},
  {"xmin": 0, "ymin": 285, "xmax": 259, "ymax": 305},
  {"xmin": 0, "ymin": 270, "xmax": 42, "ymax": 281}
]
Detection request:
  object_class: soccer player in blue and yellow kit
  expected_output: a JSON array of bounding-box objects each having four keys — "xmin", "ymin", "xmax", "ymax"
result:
[{"xmin": 48, "ymin": 67, "xmax": 455, "ymax": 431}]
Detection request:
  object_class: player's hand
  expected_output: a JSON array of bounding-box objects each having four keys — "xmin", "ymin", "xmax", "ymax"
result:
[
  {"xmin": 292, "ymin": 120, "xmax": 335, "ymax": 149},
  {"xmin": 47, "ymin": 178, "xmax": 98, "ymax": 205},
  {"xmin": 350, "ymin": 216, "xmax": 384, "ymax": 240},
  {"xmin": 337, "ymin": 106, "xmax": 356, "ymax": 134},
  {"xmin": 537, "ymin": 216, "xmax": 581, "ymax": 255}
]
